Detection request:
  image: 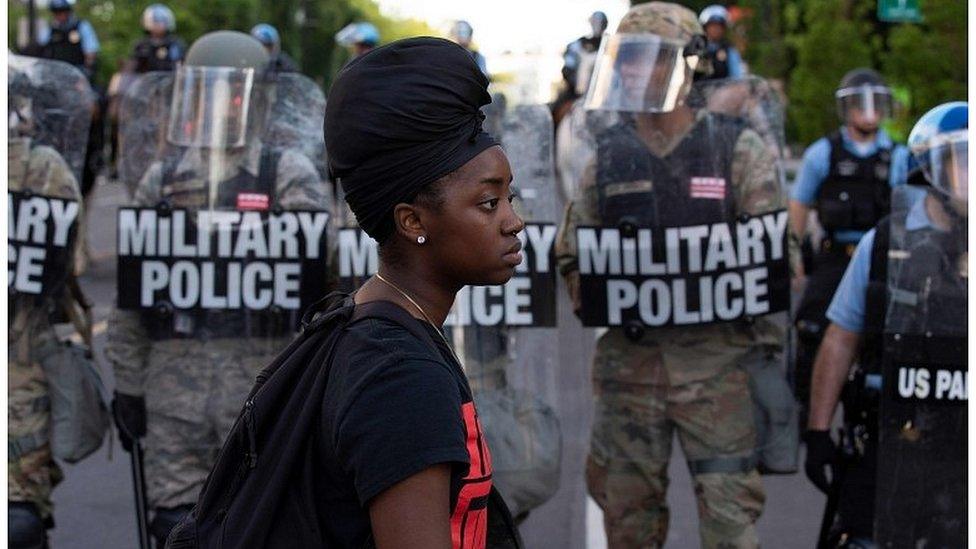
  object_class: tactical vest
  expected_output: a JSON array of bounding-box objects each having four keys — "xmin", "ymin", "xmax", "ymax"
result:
[
  {"xmin": 816, "ymin": 132, "xmax": 892, "ymax": 236},
  {"xmin": 594, "ymin": 113, "xmax": 742, "ymax": 230},
  {"xmin": 133, "ymin": 36, "xmax": 180, "ymax": 73},
  {"xmin": 707, "ymin": 43, "xmax": 730, "ymax": 80},
  {"xmin": 44, "ymin": 19, "xmax": 86, "ymax": 68},
  {"xmin": 142, "ymin": 147, "xmax": 291, "ymax": 340}
]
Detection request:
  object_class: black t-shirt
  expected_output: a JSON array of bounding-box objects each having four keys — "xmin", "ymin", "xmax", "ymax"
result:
[{"xmin": 316, "ymin": 314, "xmax": 494, "ymax": 549}]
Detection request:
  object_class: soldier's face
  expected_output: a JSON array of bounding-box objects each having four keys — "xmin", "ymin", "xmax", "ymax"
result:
[
  {"xmin": 848, "ymin": 107, "xmax": 879, "ymax": 135},
  {"xmin": 705, "ymin": 22, "xmax": 725, "ymax": 42},
  {"xmin": 419, "ymin": 146, "xmax": 525, "ymax": 286}
]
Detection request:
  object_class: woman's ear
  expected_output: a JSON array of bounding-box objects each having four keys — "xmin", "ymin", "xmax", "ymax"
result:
[{"xmin": 392, "ymin": 203, "xmax": 427, "ymax": 244}]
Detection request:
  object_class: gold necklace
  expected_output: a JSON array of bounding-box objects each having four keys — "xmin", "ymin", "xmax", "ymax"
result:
[{"xmin": 373, "ymin": 272, "xmax": 463, "ymax": 365}]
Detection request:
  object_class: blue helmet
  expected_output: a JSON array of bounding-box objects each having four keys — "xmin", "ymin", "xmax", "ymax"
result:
[
  {"xmin": 250, "ymin": 23, "xmax": 281, "ymax": 52},
  {"xmin": 699, "ymin": 5, "xmax": 730, "ymax": 27},
  {"xmin": 142, "ymin": 4, "xmax": 176, "ymax": 33},
  {"xmin": 908, "ymin": 101, "xmax": 968, "ymax": 200},
  {"xmin": 49, "ymin": 0, "xmax": 74, "ymax": 12},
  {"xmin": 335, "ymin": 22, "xmax": 380, "ymax": 48}
]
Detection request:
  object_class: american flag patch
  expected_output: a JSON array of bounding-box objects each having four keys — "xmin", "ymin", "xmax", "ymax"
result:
[
  {"xmin": 689, "ymin": 177, "xmax": 726, "ymax": 200},
  {"xmin": 236, "ymin": 192, "xmax": 270, "ymax": 211}
]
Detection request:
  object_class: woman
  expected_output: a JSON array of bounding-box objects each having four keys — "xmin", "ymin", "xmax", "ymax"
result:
[{"xmin": 320, "ymin": 37, "xmax": 525, "ymax": 548}]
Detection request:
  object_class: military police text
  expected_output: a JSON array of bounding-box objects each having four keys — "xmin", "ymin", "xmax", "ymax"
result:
[
  {"xmin": 8, "ymin": 191, "xmax": 80, "ymax": 294},
  {"xmin": 117, "ymin": 208, "xmax": 329, "ymax": 310},
  {"xmin": 577, "ymin": 210, "xmax": 789, "ymax": 326}
]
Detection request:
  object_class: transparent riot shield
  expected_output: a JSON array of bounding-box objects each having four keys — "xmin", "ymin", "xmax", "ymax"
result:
[
  {"xmin": 448, "ymin": 104, "xmax": 563, "ymax": 519},
  {"xmin": 115, "ymin": 67, "xmax": 333, "ymax": 349},
  {"xmin": 119, "ymin": 72, "xmax": 328, "ymax": 196},
  {"xmin": 8, "ymin": 54, "xmax": 94, "ymax": 186},
  {"xmin": 875, "ymin": 186, "xmax": 967, "ymax": 547}
]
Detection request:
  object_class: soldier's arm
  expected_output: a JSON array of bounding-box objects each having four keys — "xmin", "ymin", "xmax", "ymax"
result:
[
  {"xmin": 731, "ymin": 128, "xmax": 802, "ymax": 277},
  {"xmin": 105, "ymin": 309, "xmax": 151, "ymax": 395},
  {"xmin": 554, "ymin": 160, "xmax": 598, "ymax": 309}
]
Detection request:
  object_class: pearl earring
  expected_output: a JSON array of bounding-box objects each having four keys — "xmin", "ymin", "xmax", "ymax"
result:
[{"xmin": 417, "ymin": 235, "xmax": 427, "ymax": 244}]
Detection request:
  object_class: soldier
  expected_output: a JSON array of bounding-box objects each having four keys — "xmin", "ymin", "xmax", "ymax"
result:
[
  {"xmin": 806, "ymin": 102, "xmax": 967, "ymax": 548},
  {"xmin": 8, "ymin": 56, "xmax": 92, "ymax": 549},
  {"xmin": 335, "ymin": 21, "xmax": 380, "ymax": 59},
  {"xmin": 695, "ymin": 5, "xmax": 744, "ymax": 81},
  {"xmin": 130, "ymin": 4, "xmax": 185, "ymax": 73},
  {"xmin": 552, "ymin": 11, "xmax": 608, "ymax": 127},
  {"xmin": 449, "ymin": 20, "xmax": 488, "ymax": 77},
  {"xmin": 106, "ymin": 31, "xmax": 332, "ymax": 546},
  {"xmin": 251, "ymin": 23, "xmax": 299, "ymax": 74},
  {"xmin": 789, "ymin": 69, "xmax": 909, "ymax": 427},
  {"xmin": 555, "ymin": 3, "xmax": 798, "ymax": 547}
]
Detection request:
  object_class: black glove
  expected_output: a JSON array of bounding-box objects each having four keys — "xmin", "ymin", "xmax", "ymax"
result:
[
  {"xmin": 112, "ymin": 392, "xmax": 147, "ymax": 453},
  {"xmin": 803, "ymin": 429, "xmax": 837, "ymax": 494}
]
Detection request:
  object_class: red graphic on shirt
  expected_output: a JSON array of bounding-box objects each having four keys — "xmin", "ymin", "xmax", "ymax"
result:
[{"xmin": 450, "ymin": 401, "xmax": 493, "ymax": 549}]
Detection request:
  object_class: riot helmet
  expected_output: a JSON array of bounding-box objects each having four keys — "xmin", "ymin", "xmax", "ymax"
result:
[
  {"xmin": 835, "ymin": 68, "xmax": 893, "ymax": 129},
  {"xmin": 166, "ymin": 31, "xmax": 270, "ymax": 149},
  {"xmin": 699, "ymin": 5, "xmax": 729, "ymax": 42},
  {"xmin": 589, "ymin": 11, "xmax": 608, "ymax": 38},
  {"xmin": 250, "ymin": 23, "xmax": 281, "ymax": 54},
  {"xmin": 908, "ymin": 101, "xmax": 968, "ymax": 203},
  {"xmin": 450, "ymin": 20, "xmax": 474, "ymax": 47},
  {"xmin": 585, "ymin": 2, "xmax": 707, "ymax": 113},
  {"xmin": 335, "ymin": 22, "xmax": 380, "ymax": 48},
  {"xmin": 142, "ymin": 4, "xmax": 176, "ymax": 35},
  {"xmin": 49, "ymin": 0, "xmax": 74, "ymax": 13}
]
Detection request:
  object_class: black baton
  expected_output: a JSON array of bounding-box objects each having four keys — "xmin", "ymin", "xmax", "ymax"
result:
[{"xmin": 129, "ymin": 439, "xmax": 152, "ymax": 549}]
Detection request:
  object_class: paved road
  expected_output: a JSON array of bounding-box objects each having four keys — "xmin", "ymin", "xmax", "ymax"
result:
[{"xmin": 47, "ymin": 179, "xmax": 826, "ymax": 548}]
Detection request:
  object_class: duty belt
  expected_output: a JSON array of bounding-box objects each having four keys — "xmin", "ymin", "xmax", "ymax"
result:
[{"xmin": 820, "ymin": 239, "xmax": 857, "ymax": 258}]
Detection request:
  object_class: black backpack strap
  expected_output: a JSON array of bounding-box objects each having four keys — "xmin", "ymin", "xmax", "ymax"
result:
[{"xmin": 348, "ymin": 300, "xmax": 443, "ymax": 357}]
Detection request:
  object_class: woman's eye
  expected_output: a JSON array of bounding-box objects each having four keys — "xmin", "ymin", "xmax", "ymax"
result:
[
  {"xmin": 480, "ymin": 198, "xmax": 500, "ymax": 211},
  {"xmin": 508, "ymin": 192, "xmax": 518, "ymax": 203}
]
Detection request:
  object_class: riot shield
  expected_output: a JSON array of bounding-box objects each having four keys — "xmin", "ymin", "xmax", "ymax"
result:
[
  {"xmin": 118, "ymin": 72, "xmax": 328, "ymax": 196},
  {"xmin": 449, "ymin": 104, "xmax": 563, "ymax": 519},
  {"xmin": 115, "ymin": 68, "xmax": 334, "ymax": 347},
  {"xmin": 875, "ymin": 186, "xmax": 967, "ymax": 547},
  {"xmin": 8, "ymin": 53, "xmax": 94, "ymax": 186},
  {"xmin": 572, "ymin": 74, "xmax": 796, "ymax": 482}
]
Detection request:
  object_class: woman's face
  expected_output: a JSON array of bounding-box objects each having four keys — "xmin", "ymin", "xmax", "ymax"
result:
[{"xmin": 421, "ymin": 146, "xmax": 525, "ymax": 286}]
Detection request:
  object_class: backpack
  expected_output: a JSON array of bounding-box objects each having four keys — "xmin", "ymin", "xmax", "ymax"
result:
[{"xmin": 166, "ymin": 292, "xmax": 523, "ymax": 549}]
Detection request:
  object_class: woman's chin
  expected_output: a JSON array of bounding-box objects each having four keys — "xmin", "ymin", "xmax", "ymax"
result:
[{"xmin": 468, "ymin": 265, "xmax": 517, "ymax": 287}]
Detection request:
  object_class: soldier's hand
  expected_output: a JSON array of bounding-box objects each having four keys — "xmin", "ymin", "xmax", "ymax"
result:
[
  {"xmin": 803, "ymin": 429, "xmax": 837, "ymax": 494},
  {"xmin": 112, "ymin": 392, "xmax": 147, "ymax": 453}
]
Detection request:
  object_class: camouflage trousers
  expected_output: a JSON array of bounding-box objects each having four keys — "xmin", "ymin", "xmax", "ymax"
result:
[
  {"xmin": 8, "ymin": 346, "xmax": 63, "ymax": 521},
  {"xmin": 587, "ymin": 348, "xmax": 765, "ymax": 549},
  {"xmin": 142, "ymin": 338, "xmax": 285, "ymax": 509}
]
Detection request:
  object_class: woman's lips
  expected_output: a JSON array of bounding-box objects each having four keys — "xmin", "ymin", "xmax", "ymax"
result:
[{"xmin": 502, "ymin": 241, "xmax": 523, "ymax": 266}]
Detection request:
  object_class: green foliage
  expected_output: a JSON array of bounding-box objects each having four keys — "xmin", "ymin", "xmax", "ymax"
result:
[{"xmin": 7, "ymin": 0, "xmax": 436, "ymax": 89}]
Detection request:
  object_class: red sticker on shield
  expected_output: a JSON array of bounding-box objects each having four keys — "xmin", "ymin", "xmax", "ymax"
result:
[{"xmin": 237, "ymin": 192, "xmax": 270, "ymax": 211}]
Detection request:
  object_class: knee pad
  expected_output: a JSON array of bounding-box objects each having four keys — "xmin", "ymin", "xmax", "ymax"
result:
[
  {"xmin": 8, "ymin": 503, "xmax": 46, "ymax": 549},
  {"xmin": 151, "ymin": 504, "xmax": 194, "ymax": 547}
]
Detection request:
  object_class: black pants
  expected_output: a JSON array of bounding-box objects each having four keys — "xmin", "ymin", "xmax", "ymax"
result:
[{"xmin": 793, "ymin": 245, "xmax": 854, "ymax": 419}]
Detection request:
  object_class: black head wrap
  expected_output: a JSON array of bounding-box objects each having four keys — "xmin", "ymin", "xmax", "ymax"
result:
[{"xmin": 324, "ymin": 37, "xmax": 498, "ymax": 242}]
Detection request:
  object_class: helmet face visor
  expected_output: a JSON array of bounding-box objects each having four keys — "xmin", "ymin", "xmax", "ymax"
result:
[
  {"xmin": 835, "ymin": 85, "xmax": 893, "ymax": 124},
  {"xmin": 584, "ymin": 33, "xmax": 695, "ymax": 113},
  {"xmin": 167, "ymin": 66, "xmax": 254, "ymax": 148},
  {"xmin": 919, "ymin": 130, "xmax": 968, "ymax": 202}
]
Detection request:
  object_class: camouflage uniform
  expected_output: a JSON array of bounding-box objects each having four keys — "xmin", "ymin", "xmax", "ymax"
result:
[
  {"xmin": 556, "ymin": 6, "xmax": 797, "ymax": 544},
  {"xmin": 8, "ymin": 138, "xmax": 83, "ymax": 521},
  {"xmin": 105, "ymin": 142, "xmax": 332, "ymax": 508}
]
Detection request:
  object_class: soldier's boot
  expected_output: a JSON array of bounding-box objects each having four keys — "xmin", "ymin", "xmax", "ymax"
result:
[
  {"xmin": 8, "ymin": 502, "xmax": 47, "ymax": 549},
  {"xmin": 151, "ymin": 504, "xmax": 194, "ymax": 548}
]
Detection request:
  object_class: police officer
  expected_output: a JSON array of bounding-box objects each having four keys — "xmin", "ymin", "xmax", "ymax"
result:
[
  {"xmin": 335, "ymin": 21, "xmax": 380, "ymax": 59},
  {"xmin": 789, "ymin": 69, "xmax": 909, "ymax": 426},
  {"xmin": 105, "ymin": 31, "xmax": 331, "ymax": 546},
  {"xmin": 449, "ymin": 20, "xmax": 488, "ymax": 76},
  {"xmin": 696, "ymin": 5, "xmax": 744, "ymax": 81},
  {"xmin": 130, "ymin": 4, "xmax": 185, "ymax": 73},
  {"xmin": 251, "ymin": 23, "xmax": 299, "ymax": 73},
  {"xmin": 552, "ymin": 11, "xmax": 607, "ymax": 124},
  {"xmin": 8, "ymin": 60, "xmax": 89, "ymax": 549},
  {"xmin": 37, "ymin": 0, "xmax": 100, "ymax": 80},
  {"xmin": 805, "ymin": 101, "xmax": 967, "ymax": 548},
  {"xmin": 556, "ymin": 3, "xmax": 797, "ymax": 547}
]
